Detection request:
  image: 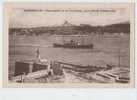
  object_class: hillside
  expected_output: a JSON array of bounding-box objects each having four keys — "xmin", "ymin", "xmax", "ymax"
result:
[{"xmin": 9, "ymin": 21, "xmax": 130, "ymax": 36}]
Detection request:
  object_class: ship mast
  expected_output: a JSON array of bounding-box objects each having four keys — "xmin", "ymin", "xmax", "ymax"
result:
[
  {"xmin": 62, "ymin": 35, "xmax": 65, "ymax": 44},
  {"xmin": 118, "ymin": 36, "xmax": 121, "ymax": 67},
  {"xmin": 118, "ymin": 47, "xmax": 120, "ymax": 67},
  {"xmin": 82, "ymin": 35, "xmax": 84, "ymax": 45}
]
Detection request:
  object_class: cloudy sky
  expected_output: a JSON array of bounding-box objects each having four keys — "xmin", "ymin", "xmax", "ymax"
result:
[{"xmin": 9, "ymin": 4, "xmax": 130, "ymax": 28}]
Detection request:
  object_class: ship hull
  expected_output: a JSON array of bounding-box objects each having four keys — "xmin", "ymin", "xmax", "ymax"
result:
[{"xmin": 53, "ymin": 43, "xmax": 93, "ymax": 49}]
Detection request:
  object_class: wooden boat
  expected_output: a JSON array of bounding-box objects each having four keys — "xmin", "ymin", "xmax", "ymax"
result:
[
  {"xmin": 115, "ymin": 75, "xmax": 129, "ymax": 83},
  {"xmin": 56, "ymin": 61, "xmax": 110, "ymax": 73}
]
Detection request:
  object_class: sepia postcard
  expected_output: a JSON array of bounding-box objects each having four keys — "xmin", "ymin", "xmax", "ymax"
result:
[{"xmin": 3, "ymin": 3, "xmax": 135, "ymax": 88}]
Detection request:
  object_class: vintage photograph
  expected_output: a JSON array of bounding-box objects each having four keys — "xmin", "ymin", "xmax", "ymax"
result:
[{"xmin": 4, "ymin": 3, "xmax": 135, "ymax": 87}]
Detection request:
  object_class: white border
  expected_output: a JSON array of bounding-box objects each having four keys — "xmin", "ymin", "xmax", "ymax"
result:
[
  {"xmin": 3, "ymin": 2, "xmax": 135, "ymax": 88},
  {"xmin": 0, "ymin": 0, "xmax": 137, "ymax": 100}
]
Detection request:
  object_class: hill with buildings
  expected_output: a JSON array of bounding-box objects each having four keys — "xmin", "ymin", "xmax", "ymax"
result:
[{"xmin": 9, "ymin": 21, "xmax": 130, "ymax": 36}]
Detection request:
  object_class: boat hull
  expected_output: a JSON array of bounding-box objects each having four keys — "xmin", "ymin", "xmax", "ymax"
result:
[{"xmin": 53, "ymin": 43, "xmax": 93, "ymax": 49}]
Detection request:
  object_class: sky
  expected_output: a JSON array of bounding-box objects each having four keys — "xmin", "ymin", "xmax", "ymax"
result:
[{"xmin": 9, "ymin": 4, "xmax": 130, "ymax": 28}]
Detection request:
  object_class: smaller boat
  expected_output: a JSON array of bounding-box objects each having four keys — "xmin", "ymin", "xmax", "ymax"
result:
[{"xmin": 115, "ymin": 76, "xmax": 129, "ymax": 83}]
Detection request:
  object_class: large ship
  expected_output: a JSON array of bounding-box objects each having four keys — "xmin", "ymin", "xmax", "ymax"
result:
[
  {"xmin": 53, "ymin": 42, "xmax": 93, "ymax": 49},
  {"xmin": 53, "ymin": 35, "xmax": 93, "ymax": 49},
  {"xmin": 52, "ymin": 21, "xmax": 94, "ymax": 49}
]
